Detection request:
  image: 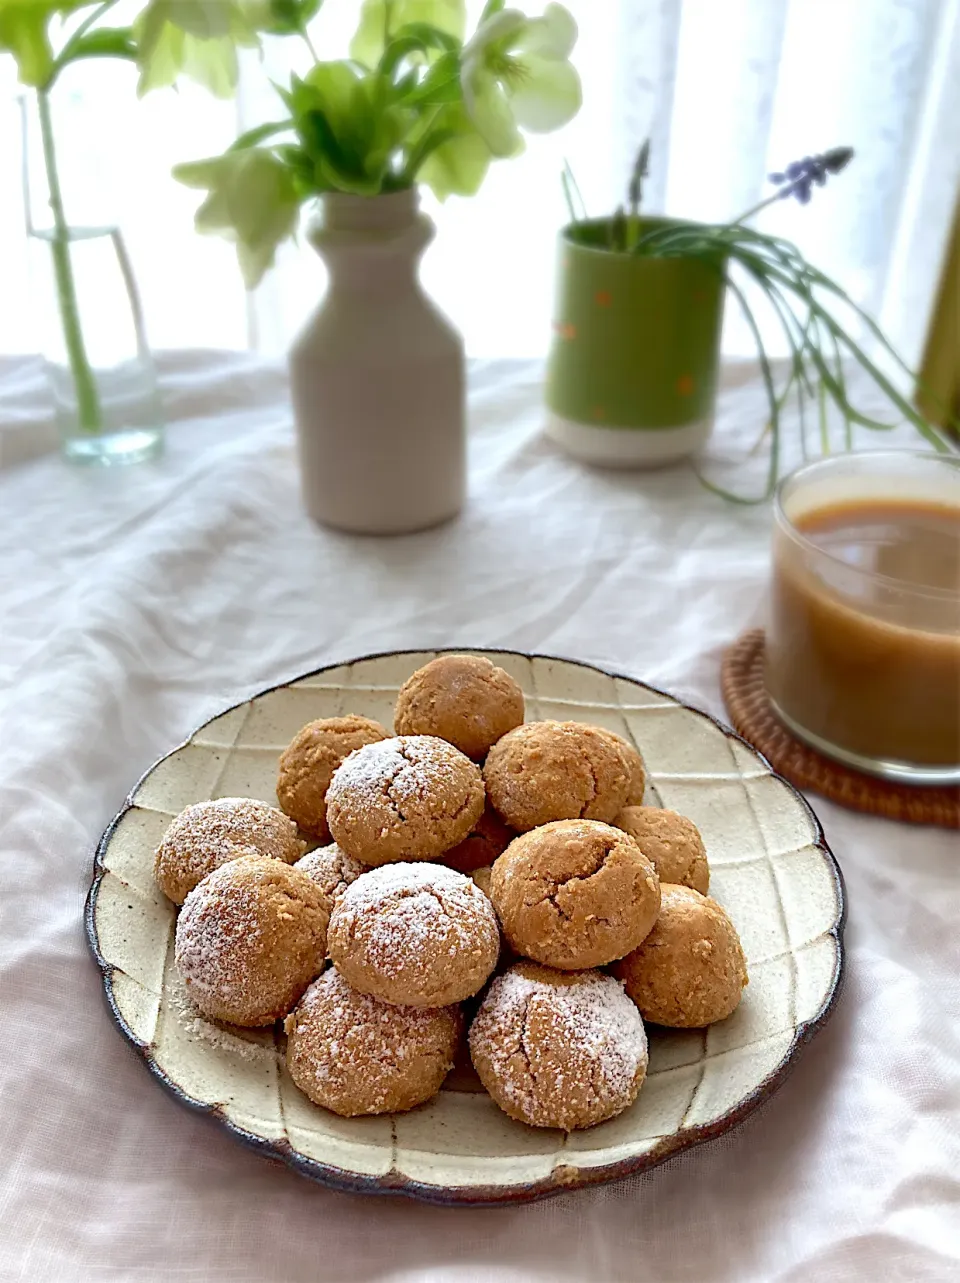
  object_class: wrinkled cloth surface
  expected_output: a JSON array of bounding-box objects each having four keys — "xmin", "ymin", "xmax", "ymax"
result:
[{"xmin": 1, "ymin": 354, "xmax": 957, "ymax": 1283}]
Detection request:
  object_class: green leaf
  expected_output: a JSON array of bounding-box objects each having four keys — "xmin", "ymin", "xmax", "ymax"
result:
[
  {"xmin": 248, "ymin": 0, "xmax": 323, "ymax": 34},
  {"xmin": 59, "ymin": 26, "xmax": 138, "ymax": 68},
  {"xmin": 627, "ymin": 137, "xmax": 649, "ymax": 217},
  {"xmin": 277, "ymin": 142, "xmax": 322, "ymax": 195},
  {"xmin": 400, "ymin": 123, "xmax": 458, "ymax": 184},
  {"xmin": 302, "ymin": 60, "xmax": 362, "ymax": 123},
  {"xmin": 609, "ymin": 206, "xmax": 626, "ymax": 252},
  {"xmin": 0, "ymin": 1, "xmax": 87, "ymax": 87},
  {"xmin": 398, "ymin": 50, "xmax": 460, "ymax": 104},
  {"xmin": 228, "ymin": 119, "xmax": 293, "ymax": 151},
  {"xmin": 629, "ymin": 217, "xmax": 955, "ymax": 495},
  {"xmin": 379, "ymin": 22, "xmax": 459, "ymax": 76},
  {"xmin": 298, "ymin": 108, "xmax": 360, "ymax": 185},
  {"xmin": 351, "ymin": 0, "xmax": 465, "ymax": 69},
  {"xmin": 288, "ymin": 61, "xmax": 413, "ymax": 194}
]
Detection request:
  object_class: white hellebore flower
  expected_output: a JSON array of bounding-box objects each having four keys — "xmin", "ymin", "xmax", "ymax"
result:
[
  {"xmin": 174, "ymin": 148, "xmax": 300, "ymax": 288},
  {"xmin": 460, "ymin": 3, "xmax": 581, "ymax": 157}
]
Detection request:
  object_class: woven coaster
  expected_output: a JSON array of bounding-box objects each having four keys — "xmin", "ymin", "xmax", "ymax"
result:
[{"xmin": 722, "ymin": 629, "xmax": 960, "ymax": 829}]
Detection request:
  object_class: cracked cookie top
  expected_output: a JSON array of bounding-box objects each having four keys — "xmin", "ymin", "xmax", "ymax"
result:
[
  {"xmin": 490, "ymin": 819, "xmax": 661, "ymax": 969},
  {"xmin": 325, "ymin": 735, "xmax": 486, "ymax": 865},
  {"xmin": 175, "ymin": 855, "xmax": 329, "ymax": 1027},
  {"xmin": 469, "ymin": 961, "xmax": 648, "ymax": 1130},
  {"xmin": 483, "ymin": 721, "xmax": 632, "ymax": 832},
  {"xmin": 393, "ymin": 654, "xmax": 525, "ymax": 760},
  {"xmin": 285, "ymin": 968, "xmax": 462, "ymax": 1117},
  {"xmin": 327, "ymin": 863, "xmax": 500, "ymax": 1007},
  {"xmin": 154, "ymin": 797, "xmax": 307, "ymax": 906},
  {"xmin": 277, "ymin": 715, "xmax": 391, "ymax": 842}
]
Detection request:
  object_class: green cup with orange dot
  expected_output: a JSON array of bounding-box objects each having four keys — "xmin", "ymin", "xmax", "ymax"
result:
[{"xmin": 545, "ymin": 217, "xmax": 726, "ymax": 466}]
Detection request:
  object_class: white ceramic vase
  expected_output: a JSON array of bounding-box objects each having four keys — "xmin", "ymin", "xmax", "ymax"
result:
[{"xmin": 289, "ymin": 189, "xmax": 466, "ymax": 534}]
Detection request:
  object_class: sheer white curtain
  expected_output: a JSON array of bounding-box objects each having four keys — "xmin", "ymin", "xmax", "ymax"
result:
[{"xmin": 1, "ymin": 0, "xmax": 957, "ymax": 365}]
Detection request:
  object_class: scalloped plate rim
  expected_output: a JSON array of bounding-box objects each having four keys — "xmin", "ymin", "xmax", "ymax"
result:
[{"xmin": 84, "ymin": 647, "xmax": 847, "ymax": 1206}]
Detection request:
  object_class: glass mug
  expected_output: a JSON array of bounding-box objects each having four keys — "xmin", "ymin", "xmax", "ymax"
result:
[{"xmin": 765, "ymin": 452, "xmax": 960, "ymax": 784}]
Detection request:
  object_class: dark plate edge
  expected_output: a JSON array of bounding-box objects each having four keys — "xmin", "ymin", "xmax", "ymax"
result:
[{"xmin": 84, "ymin": 646, "xmax": 847, "ymax": 1208}]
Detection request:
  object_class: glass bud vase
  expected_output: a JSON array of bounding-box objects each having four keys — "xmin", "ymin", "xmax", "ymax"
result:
[{"xmin": 22, "ymin": 94, "xmax": 163, "ymax": 466}]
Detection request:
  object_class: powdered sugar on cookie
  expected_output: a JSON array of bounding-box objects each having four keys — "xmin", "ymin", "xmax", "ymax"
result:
[
  {"xmin": 154, "ymin": 797, "xmax": 306, "ymax": 905},
  {"xmin": 469, "ymin": 962, "xmax": 648, "ymax": 1130},
  {"xmin": 327, "ymin": 863, "xmax": 499, "ymax": 1007},
  {"xmin": 325, "ymin": 736, "xmax": 485, "ymax": 865},
  {"xmin": 285, "ymin": 969, "xmax": 461, "ymax": 1116}
]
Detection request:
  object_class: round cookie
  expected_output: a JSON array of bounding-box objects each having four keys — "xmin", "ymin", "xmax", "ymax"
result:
[
  {"xmin": 489, "ymin": 820, "xmax": 661, "ymax": 969},
  {"xmin": 326, "ymin": 735, "xmax": 485, "ymax": 865},
  {"xmin": 592, "ymin": 729, "xmax": 646, "ymax": 806},
  {"xmin": 154, "ymin": 797, "xmax": 306, "ymax": 905},
  {"xmin": 394, "ymin": 654, "xmax": 524, "ymax": 760},
  {"xmin": 295, "ymin": 843, "xmax": 368, "ymax": 918},
  {"xmin": 276, "ymin": 715, "xmax": 390, "ymax": 841},
  {"xmin": 614, "ymin": 806, "xmax": 709, "ymax": 894},
  {"xmin": 614, "ymin": 884, "xmax": 748, "ymax": 1027},
  {"xmin": 469, "ymin": 962, "xmax": 648, "ymax": 1130},
  {"xmin": 328, "ymin": 863, "xmax": 499, "ymax": 1007},
  {"xmin": 441, "ymin": 804, "xmax": 516, "ymax": 874},
  {"xmin": 175, "ymin": 856, "xmax": 329, "ymax": 1026},
  {"xmin": 286, "ymin": 969, "xmax": 461, "ymax": 1117},
  {"xmin": 483, "ymin": 721, "xmax": 631, "ymax": 832}
]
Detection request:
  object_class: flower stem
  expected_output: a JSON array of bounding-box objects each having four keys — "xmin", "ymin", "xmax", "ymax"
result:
[
  {"xmin": 732, "ymin": 187, "xmax": 791, "ymax": 227},
  {"xmin": 36, "ymin": 88, "xmax": 102, "ymax": 433}
]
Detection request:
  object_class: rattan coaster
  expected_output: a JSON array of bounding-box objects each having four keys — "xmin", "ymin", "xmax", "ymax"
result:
[{"xmin": 722, "ymin": 629, "xmax": 960, "ymax": 829}]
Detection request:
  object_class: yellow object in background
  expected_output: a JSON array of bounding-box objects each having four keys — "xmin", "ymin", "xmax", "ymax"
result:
[{"xmin": 918, "ymin": 192, "xmax": 960, "ymax": 434}]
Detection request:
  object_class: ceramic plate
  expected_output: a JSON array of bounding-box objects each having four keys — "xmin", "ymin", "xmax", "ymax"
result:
[{"xmin": 86, "ymin": 650, "xmax": 845, "ymax": 1205}]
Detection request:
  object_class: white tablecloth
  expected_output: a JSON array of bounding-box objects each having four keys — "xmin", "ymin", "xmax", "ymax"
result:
[{"xmin": 1, "ymin": 354, "xmax": 957, "ymax": 1283}]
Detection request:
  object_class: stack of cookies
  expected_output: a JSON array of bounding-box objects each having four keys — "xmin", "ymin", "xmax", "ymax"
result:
[{"xmin": 157, "ymin": 655, "xmax": 748, "ymax": 1132}]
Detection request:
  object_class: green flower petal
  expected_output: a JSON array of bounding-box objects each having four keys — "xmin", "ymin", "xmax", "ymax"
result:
[
  {"xmin": 460, "ymin": 4, "xmax": 579, "ymax": 149},
  {"xmin": 418, "ymin": 112, "xmax": 492, "ymax": 199},
  {"xmin": 512, "ymin": 3, "xmax": 577, "ymax": 59},
  {"xmin": 351, "ymin": 0, "xmax": 466, "ymax": 67},
  {"xmin": 136, "ymin": 14, "xmax": 185, "ymax": 94},
  {"xmin": 157, "ymin": 1, "xmax": 236, "ymax": 39},
  {"xmin": 181, "ymin": 34, "xmax": 240, "ymax": 96},
  {"xmin": 174, "ymin": 148, "xmax": 300, "ymax": 287},
  {"xmin": 509, "ymin": 55, "xmax": 580, "ymax": 132},
  {"xmin": 136, "ymin": 1, "xmax": 254, "ymax": 94},
  {"xmin": 461, "ymin": 67, "xmax": 522, "ymax": 156},
  {"xmin": 465, "ymin": 7, "xmax": 526, "ymax": 55}
]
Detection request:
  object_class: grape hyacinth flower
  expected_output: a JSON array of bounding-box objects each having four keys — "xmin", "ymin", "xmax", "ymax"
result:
[{"xmin": 768, "ymin": 147, "xmax": 855, "ymax": 205}]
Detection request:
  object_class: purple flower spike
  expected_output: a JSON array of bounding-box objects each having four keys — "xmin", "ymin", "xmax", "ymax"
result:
[{"xmin": 768, "ymin": 147, "xmax": 854, "ymax": 205}]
